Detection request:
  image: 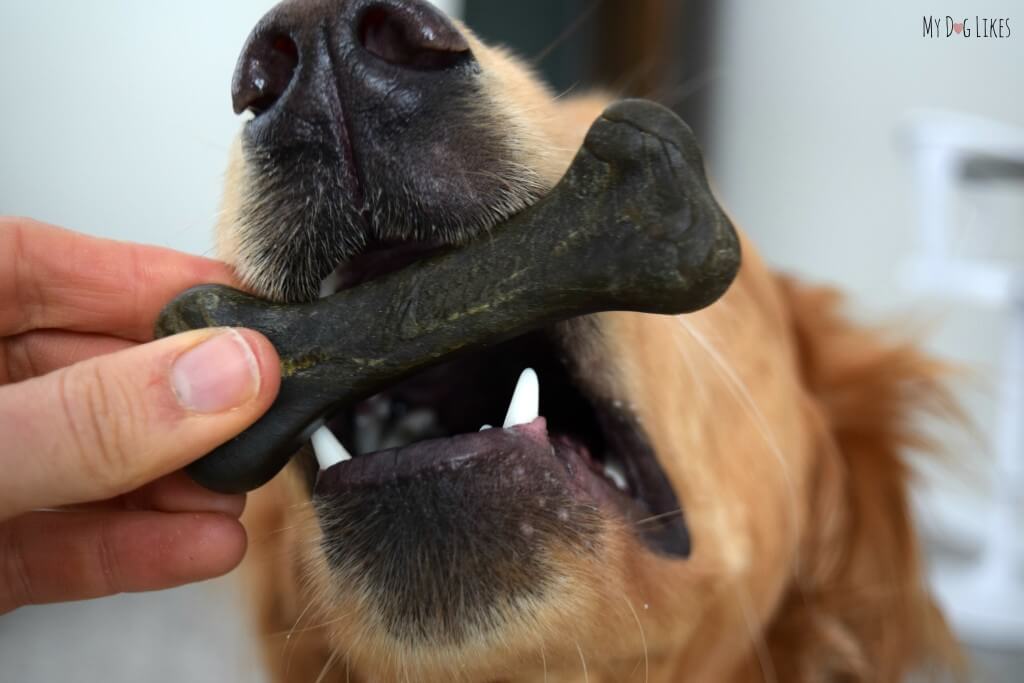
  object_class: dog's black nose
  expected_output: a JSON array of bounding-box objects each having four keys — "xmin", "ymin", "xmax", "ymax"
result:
[
  {"xmin": 232, "ymin": 33, "xmax": 299, "ymax": 116},
  {"xmin": 232, "ymin": 0, "xmax": 471, "ymax": 117},
  {"xmin": 358, "ymin": 2, "xmax": 469, "ymax": 70}
]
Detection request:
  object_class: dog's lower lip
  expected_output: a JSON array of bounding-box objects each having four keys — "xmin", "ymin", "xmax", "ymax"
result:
[
  {"xmin": 314, "ymin": 418, "xmax": 551, "ymax": 492},
  {"xmin": 312, "ymin": 416, "xmax": 642, "ymax": 523}
]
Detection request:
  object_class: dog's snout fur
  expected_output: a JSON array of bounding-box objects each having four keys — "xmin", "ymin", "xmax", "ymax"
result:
[{"xmin": 220, "ymin": 0, "xmax": 574, "ymax": 303}]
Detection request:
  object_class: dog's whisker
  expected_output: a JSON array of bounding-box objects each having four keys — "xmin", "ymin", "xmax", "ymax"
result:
[
  {"xmin": 675, "ymin": 325, "xmax": 711, "ymax": 406},
  {"xmin": 610, "ymin": 56, "xmax": 663, "ymax": 101},
  {"xmin": 677, "ymin": 317, "xmax": 807, "ymax": 586},
  {"xmin": 633, "ymin": 508, "xmax": 684, "ymax": 527},
  {"xmin": 734, "ymin": 579, "xmax": 779, "ymax": 683},
  {"xmin": 575, "ymin": 641, "xmax": 591, "ymax": 683},
  {"xmin": 338, "ymin": 624, "xmax": 363, "ymax": 683},
  {"xmin": 532, "ymin": 0, "xmax": 601, "ymax": 66},
  {"xmin": 313, "ymin": 649, "xmax": 340, "ymax": 683},
  {"xmin": 281, "ymin": 598, "xmax": 318, "ymax": 677},
  {"xmin": 551, "ymin": 81, "xmax": 582, "ymax": 102},
  {"xmin": 279, "ymin": 599, "xmax": 315, "ymax": 641},
  {"xmin": 621, "ymin": 593, "xmax": 650, "ymax": 683},
  {"xmin": 646, "ymin": 67, "xmax": 724, "ymax": 110},
  {"xmin": 280, "ymin": 609, "xmax": 356, "ymax": 636},
  {"xmin": 265, "ymin": 606, "xmax": 352, "ymax": 639}
]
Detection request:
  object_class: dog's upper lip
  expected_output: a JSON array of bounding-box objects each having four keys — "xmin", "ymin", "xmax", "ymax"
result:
[{"xmin": 324, "ymin": 239, "xmax": 448, "ymax": 293}]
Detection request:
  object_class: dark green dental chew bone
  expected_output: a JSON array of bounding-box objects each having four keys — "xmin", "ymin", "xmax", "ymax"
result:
[{"xmin": 156, "ymin": 100, "xmax": 741, "ymax": 494}]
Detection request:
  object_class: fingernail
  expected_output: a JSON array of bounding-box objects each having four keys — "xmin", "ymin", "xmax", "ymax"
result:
[{"xmin": 171, "ymin": 329, "xmax": 261, "ymax": 413}]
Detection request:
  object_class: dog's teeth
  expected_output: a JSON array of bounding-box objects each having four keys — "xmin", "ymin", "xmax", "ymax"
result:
[
  {"xmin": 355, "ymin": 413, "xmax": 383, "ymax": 454},
  {"xmin": 503, "ymin": 368, "xmax": 539, "ymax": 428},
  {"xmin": 311, "ymin": 427, "xmax": 352, "ymax": 470},
  {"xmin": 318, "ymin": 268, "xmax": 343, "ymax": 298},
  {"xmin": 381, "ymin": 409, "xmax": 441, "ymax": 449},
  {"xmin": 603, "ymin": 460, "xmax": 629, "ymax": 492},
  {"xmin": 479, "ymin": 424, "xmax": 493, "ymax": 431},
  {"xmin": 397, "ymin": 408, "xmax": 438, "ymax": 435}
]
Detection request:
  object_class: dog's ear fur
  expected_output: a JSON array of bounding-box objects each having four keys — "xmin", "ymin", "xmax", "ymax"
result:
[{"xmin": 756, "ymin": 276, "xmax": 960, "ymax": 682}]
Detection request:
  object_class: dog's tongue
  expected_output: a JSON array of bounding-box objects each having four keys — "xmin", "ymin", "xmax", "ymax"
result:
[{"xmin": 156, "ymin": 99, "xmax": 741, "ymax": 494}]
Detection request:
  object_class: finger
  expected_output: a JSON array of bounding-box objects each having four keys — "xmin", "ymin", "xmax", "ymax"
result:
[
  {"xmin": 2, "ymin": 330, "xmax": 135, "ymax": 383},
  {"xmin": 75, "ymin": 471, "xmax": 246, "ymax": 517},
  {"xmin": 0, "ymin": 328, "xmax": 280, "ymax": 519},
  {"xmin": 122, "ymin": 472, "xmax": 248, "ymax": 517},
  {"xmin": 0, "ymin": 510, "xmax": 246, "ymax": 614},
  {"xmin": 0, "ymin": 217, "xmax": 236, "ymax": 340}
]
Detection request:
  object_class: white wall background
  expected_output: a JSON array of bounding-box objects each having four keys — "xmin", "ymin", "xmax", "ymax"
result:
[
  {"xmin": 711, "ymin": 0, "xmax": 1024, "ymax": 309},
  {"xmin": 709, "ymin": 1, "xmax": 1024, "ymax": 501}
]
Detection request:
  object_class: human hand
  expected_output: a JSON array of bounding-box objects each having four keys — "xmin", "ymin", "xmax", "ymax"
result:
[{"xmin": 0, "ymin": 218, "xmax": 281, "ymax": 614}]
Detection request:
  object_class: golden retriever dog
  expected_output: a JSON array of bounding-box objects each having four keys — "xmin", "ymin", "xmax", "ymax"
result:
[{"xmin": 214, "ymin": 1, "xmax": 957, "ymax": 680}]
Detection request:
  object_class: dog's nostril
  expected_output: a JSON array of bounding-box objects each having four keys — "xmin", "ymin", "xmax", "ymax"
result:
[
  {"xmin": 232, "ymin": 33, "xmax": 299, "ymax": 116},
  {"xmin": 358, "ymin": 4, "xmax": 470, "ymax": 71}
]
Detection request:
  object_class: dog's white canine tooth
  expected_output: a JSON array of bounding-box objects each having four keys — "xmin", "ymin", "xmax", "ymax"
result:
[
  {"xmin": 311, "ymin": 427, "xmax": 352, "ymax": 470},
  {"xmin": 503, "ymin": 368, "xmax": 539, "ymax": 428},
  {"xmin": 603, "ymin": 460, "xmax": 629, "ymax": 492},
  {"xmin": 479, "ymin": 424, "xmax": 492, "ymax": 431}
]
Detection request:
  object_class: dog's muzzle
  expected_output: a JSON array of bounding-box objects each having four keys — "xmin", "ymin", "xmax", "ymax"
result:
[{"xmin": 156, "ymin": 100, "xmax": 742, "ymax": 494}]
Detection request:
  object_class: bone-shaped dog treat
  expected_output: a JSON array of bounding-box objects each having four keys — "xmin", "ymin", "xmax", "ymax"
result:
[{"xmin": 156, "ymin": 100, "xmax": 741, "ymax": 493}]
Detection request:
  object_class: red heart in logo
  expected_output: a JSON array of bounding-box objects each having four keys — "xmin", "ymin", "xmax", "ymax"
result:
[{"xmin": 953, "ymin": 22, "xmax": 964, "ymax": 34}]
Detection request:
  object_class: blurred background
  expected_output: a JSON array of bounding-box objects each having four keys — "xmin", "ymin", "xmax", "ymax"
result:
[{"xmin": 1, "ymin": 0, "xmax": 1022, "ymax": 680}]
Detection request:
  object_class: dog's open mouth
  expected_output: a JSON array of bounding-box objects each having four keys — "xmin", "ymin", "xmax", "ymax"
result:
[
  {"xmin": 163, "ymin": 99, "xmax": 740, "ymax": 569},
  {"xmin": 310, "ymin": 247, "xmax": 691, "ymax": 558}
]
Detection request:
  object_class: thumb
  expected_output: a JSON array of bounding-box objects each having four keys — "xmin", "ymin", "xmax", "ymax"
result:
[{"xmin": 0, "ymin": 328, "xmax": 280, "ymax": 519}]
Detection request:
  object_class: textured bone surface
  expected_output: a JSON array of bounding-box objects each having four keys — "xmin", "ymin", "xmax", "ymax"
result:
[{"xmin": 156, "ymin": 99, "xmax": 741, "ymax": 493}]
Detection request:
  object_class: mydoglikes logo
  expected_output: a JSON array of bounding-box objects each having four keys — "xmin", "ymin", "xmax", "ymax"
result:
[{"xmin": 923, "ymin": 15, "xmax": 1012, "ymax": 38}]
